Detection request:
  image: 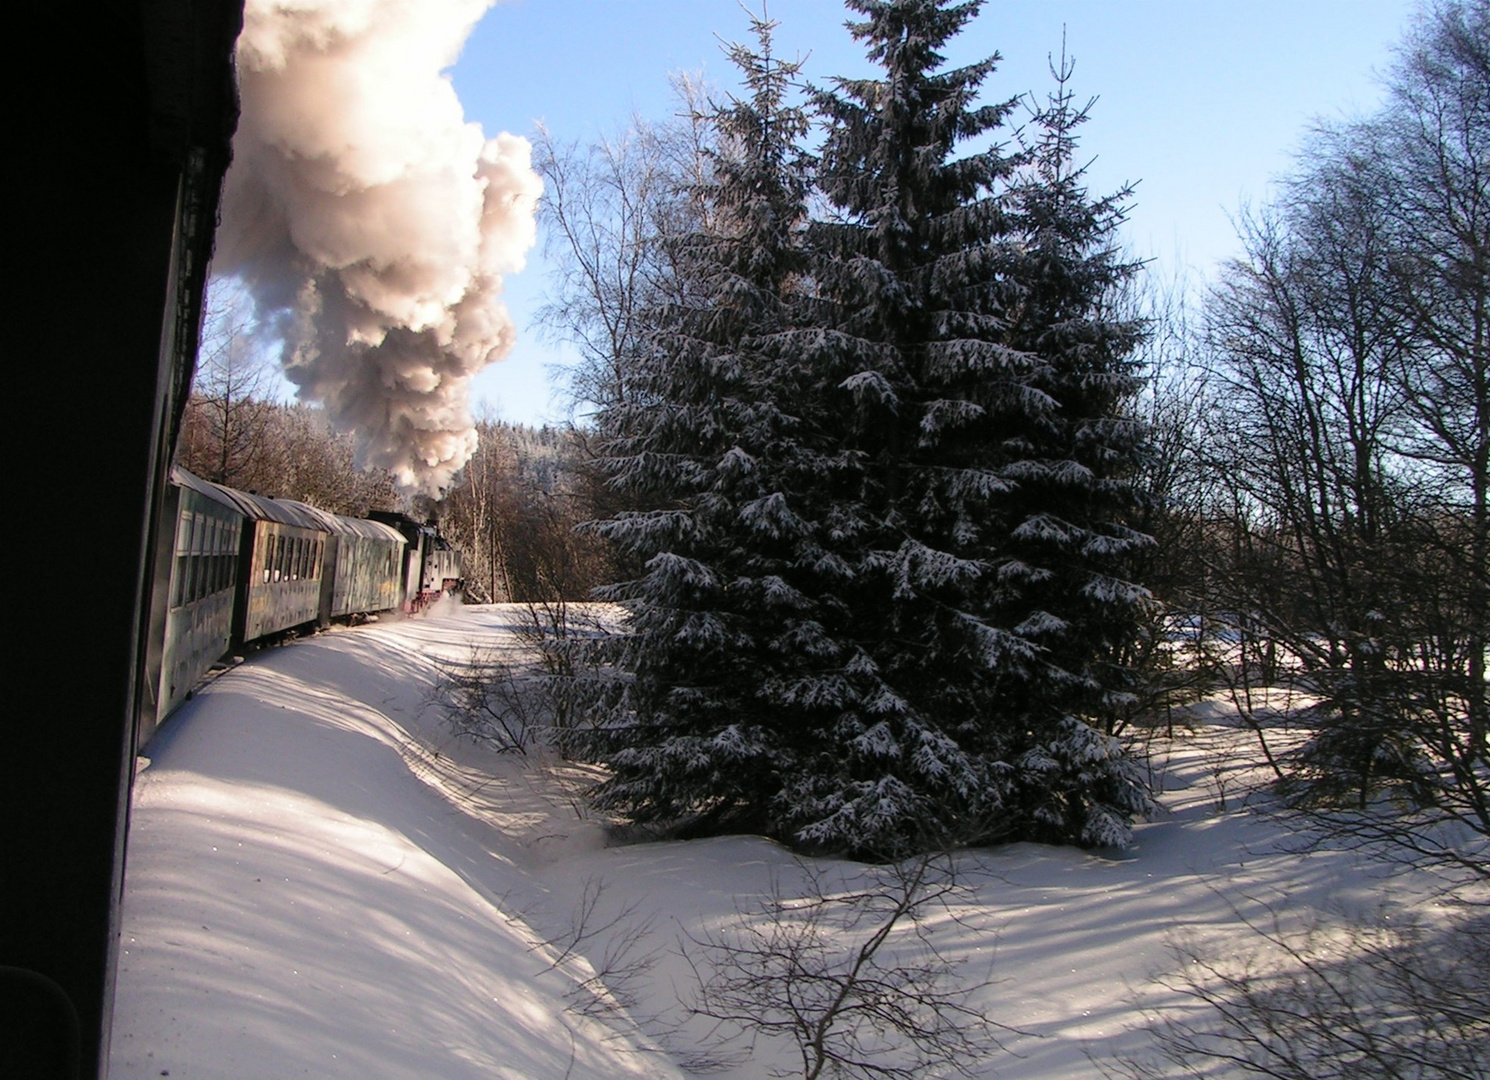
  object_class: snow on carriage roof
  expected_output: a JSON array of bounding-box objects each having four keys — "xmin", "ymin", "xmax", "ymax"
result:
[
  {"xmin": 321, "ymin": 513, "xmax": 407, "ymax": 543},
  {"xmin": 171, "ymin": 467, "xmax": 405, "ymax": 543}
]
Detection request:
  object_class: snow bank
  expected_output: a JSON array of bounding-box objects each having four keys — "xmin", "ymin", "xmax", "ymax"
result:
[
  {"xmin": 111, "ymin": 608, "xmax": 677, "ymax": 1080},
  {"xmin": 112, "ymin": 607, "xmax": 1461, "ymax": 1079}
]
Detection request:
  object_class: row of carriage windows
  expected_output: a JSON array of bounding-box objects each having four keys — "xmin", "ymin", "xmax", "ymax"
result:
[
  {"xmin": 261, "ymin": 531, "xmax": 324, "ymax": 586},
  {"xmin": 171, "ymin": 508, "xmax": 240, "ymax": 608},
  {"xmin": 171, "ymin": 511, "xmax": 330, "ymax": 609},
  {"xmin": 173, "ymin": 513, "xmax": 419, "ymax": 612}
]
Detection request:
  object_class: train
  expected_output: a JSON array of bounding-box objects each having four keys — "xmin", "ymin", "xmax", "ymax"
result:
[{"xmin": 138, "ymin": 466, "xmax": 464, "ymax": 745}]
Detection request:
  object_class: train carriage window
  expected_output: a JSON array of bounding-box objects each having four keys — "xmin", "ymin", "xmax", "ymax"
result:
[
  {"xmin": 187, "ymin": 513, "xmax": 204, "ymax": 602},
  {"xmin": 203, "ymin": 518, "xmax": 215, "ymax": 597},
  {"xmin": 172, "ymin": 510, "xmax": 190, "ymax": 608},
  {"xmin": 201, "ymin": 518, "xmax": 213, "ymax": 597},
  {"xmin": 206, "ymin": 528, "xmax": 217, "ymax": 596},
  {"xmin": 204, "ymin": 526, "xmax": 219, "ymax": 599},
  {"xmin": 196, "ymin": 509, "xmax": 211, "ymax": 601},
  {"xmin": 213, "ymin": 518, "xmax": 227, "ymax": 593},
  {"xmin": 289, "ymin": 536, "xmax": 298, "ymax": 582},
  {"xmin": 172, "ymin": 513, "xmax": 188, "ymax": 608},
  {"xmin": 197, "ymin": 515, "xmax": 210, "ymax": 600},
  {"xmin": 228, "ymin": 520, "xmax": 238, "ymax": 591}
]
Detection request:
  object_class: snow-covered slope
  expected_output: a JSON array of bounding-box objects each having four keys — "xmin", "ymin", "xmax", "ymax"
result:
[
  {"xmin": 110, "ymin": 606, "xmax": 1456, "ymax": 1079},
  {"xmin": 111, "ymin": 607, "xmax": 679, "ymax": 1080}
]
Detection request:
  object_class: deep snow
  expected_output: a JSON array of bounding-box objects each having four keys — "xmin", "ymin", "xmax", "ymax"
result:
[{"xmin": 110, "ymin": 605, "xmax": 1462, "ymax": 1079}]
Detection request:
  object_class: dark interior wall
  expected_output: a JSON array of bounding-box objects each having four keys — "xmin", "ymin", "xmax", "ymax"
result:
[{"xmin": 2, "ymin": 3, "xmax": 242, "ymax": 1077}]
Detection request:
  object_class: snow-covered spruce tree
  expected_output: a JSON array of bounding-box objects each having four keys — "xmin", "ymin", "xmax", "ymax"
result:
[
  {"xmin": 785, "ymin": 0, "xmax": 1152, "ymax": 853},
  {"xmin": 578, "ymin": 2, "xmax": 1152, "ymax": 856},
  {"xmin": 992, "ymin": 53, "xmax": 1154, "ymax": 844},
  {"xmin": 578, "ymin": 15, "xmax": 837, "ymax": 836}
]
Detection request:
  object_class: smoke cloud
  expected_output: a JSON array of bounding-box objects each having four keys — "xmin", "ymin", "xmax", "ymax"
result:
[{"xmin": 215, "ymin": 0, "xmax": 541, "ymax": 493}]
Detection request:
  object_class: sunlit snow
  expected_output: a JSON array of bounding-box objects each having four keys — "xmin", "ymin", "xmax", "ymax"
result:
[{"xmin": 111, "ymin": 606, "xmax": 1457, "ymax": 1079}]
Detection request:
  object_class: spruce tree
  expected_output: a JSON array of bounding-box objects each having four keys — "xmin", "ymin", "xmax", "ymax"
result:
[
  {"xmin": 991, "ymin": 54, "xmax": 1154, "ymax": 846},
  {"xmin": 580, "ymin": 14, "xmax": 831, "ymax": 835},
  {"xmin": 792, "ymin": 0, "xmax": 1151, "ymax": 853},
  {"xmin": 581, "ymin": 1, "xmax": 1152, "ymax": 856},
  {"xmin": 775, "ymin": 0, "xmax": 1032, "ymax": 854}
]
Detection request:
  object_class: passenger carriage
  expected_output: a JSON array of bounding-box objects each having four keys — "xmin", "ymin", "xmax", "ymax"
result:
[
  {"xmin": 318, "ymin": 512, "xmax": 407, "ymax": 622},
  {"xmin": 220, "ymin": 489, "xmax": 331, "ymax": 642},
  {"xmin": 150, "ymin": 469, "xmax": 249, "ymax": 726}
]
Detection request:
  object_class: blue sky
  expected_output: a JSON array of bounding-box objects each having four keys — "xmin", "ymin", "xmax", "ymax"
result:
[{"xmin": 449, "ymin": 0, "xmax": 1420, "ymax": 425}]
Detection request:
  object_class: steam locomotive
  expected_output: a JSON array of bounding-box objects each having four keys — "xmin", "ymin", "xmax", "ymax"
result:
[{"xmin": 139, "ymin": 467, "xmax": 463, "ymax": 743}]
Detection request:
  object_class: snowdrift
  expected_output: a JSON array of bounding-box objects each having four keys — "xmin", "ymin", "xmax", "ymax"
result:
[{"xmin": 111, "ymin": 606, "xmax": 1460, "ymax": 1079}]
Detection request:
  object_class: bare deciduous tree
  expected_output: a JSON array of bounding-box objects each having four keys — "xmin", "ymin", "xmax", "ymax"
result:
[
  {"xmin": 533, "ymin": 73, "xmax": 716, "ymax": 422},
  {"xmin": 1193, "ymin": 0, "xmax": 1488, "ymax": 877},
  {"xmin": 178, "ymin": 278, "xmax": 281, "ymax": 488}
]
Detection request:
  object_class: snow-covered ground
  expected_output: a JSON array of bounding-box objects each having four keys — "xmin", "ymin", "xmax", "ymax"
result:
[{"xmin": 110, "ymin": 605, "xmax": 1460, "ymax": 1079}]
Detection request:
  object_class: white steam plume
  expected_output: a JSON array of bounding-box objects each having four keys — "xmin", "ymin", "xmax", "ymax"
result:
[{"xmin": 215, "ymin": 0, "xmax": 541, "ymax": 493}]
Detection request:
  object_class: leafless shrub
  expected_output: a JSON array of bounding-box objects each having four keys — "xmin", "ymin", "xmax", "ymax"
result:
[
  {"xmin": 685, "ymin": 853, "xmax": 1011, "ymax": 1080},
  {"xmin": 432, "ymin": 644, "xmax": 550, "ymax": 754},
  {"xmin": 527, "ymin": 877, "xmax": 661, "ymax": 1029},
  {"xmin": 533, "ymin": 878, "xmax": 632, "ymax": 970},
  {"xmin": 1109, "ymin": 902, "xmax": 1490, "ymax": 1080},
  {"xmin": 432, "ymin": 602, "xmax": 617, "ymax": 755}
]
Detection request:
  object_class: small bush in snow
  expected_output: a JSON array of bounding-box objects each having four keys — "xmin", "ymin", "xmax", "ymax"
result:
[{"xmin": 686, "ymin": 853, "xmax": 1010, "ymax": 1080}]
